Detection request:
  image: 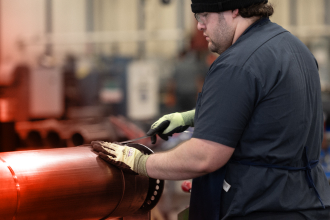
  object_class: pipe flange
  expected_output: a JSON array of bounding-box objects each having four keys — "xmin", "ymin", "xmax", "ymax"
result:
[{"xmin": 126, "ymin": 143, "xmax": 165, "ymax": 212}]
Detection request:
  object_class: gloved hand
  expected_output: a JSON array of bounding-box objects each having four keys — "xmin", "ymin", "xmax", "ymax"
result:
[
  {"xmin": 91, "ymin": 141, "xmax": 149, "ymax": 176},
  {"xmin": 147, "ymin": 109, "xmax": 195, "ymax": 144}
]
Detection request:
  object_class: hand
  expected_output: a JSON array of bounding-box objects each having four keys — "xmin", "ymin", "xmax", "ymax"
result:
[
  {"xmin": 147, "ymin": 110, "xmax": 195, "ymax": 144},
  {"xmin": 91, "ymin": 141, "xmax": 149, "ymax": 176}
]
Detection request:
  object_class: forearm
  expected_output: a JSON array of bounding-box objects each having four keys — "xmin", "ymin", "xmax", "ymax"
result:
[
  {"xmin": 146, "ymin": 141, "xmax": 207, "ymax": 180},
  {"xmin": 91, "ymin": 138, "xmax": 234, "ymax": 180},
  {"xmin": 145, "ymin": 138, "xmax": 234, "ymax": 180}
]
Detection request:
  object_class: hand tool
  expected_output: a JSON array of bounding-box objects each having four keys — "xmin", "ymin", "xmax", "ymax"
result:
[
  {"xmin": 119, "ymin": 130, "xmax": 192, "ymax": 145},
  {"xmin": 118, "ymin": 135, "xmax": 150, "ymax": 144}
]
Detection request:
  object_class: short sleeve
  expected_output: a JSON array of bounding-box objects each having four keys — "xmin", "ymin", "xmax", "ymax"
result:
[{"xmin": 192, "ymin": 63, "xmax": 262, "ymax": 148}]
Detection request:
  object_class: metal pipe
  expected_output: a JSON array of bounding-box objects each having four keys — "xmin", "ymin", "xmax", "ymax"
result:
[
  {"xmin": 0, "ymin": 146, "xmax": 163, "ymax": 219},
  {"xmin": 45, "ymin": 130, "xmax": 62, "ymax": 148}
]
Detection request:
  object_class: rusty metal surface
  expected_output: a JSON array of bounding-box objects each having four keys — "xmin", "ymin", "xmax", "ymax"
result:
[{"xmin": 0, "ymin": 146, "xmax": 153, "ymax": 220}]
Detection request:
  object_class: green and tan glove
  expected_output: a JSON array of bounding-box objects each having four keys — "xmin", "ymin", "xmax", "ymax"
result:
[
  {"xmin": 91, "ymin": 141, "xmax": 149, "ymax": 176},
  {"xmin": 147, "ymin": 109, "xmax": 195, "ymax": 144}
]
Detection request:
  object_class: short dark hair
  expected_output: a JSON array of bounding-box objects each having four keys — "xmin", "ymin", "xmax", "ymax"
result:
[{"xmin": 239, "ymin": 2, "xmax": 274, "ymax": 18}]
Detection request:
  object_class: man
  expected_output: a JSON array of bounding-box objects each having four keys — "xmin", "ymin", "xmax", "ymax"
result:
[
  {"xmin": 92, "ymin": 0, "xmax": 330, "ymax": 219},
  {"xmin": 170, "ymin": 49, "xmax": 207, "ymax": 112}
]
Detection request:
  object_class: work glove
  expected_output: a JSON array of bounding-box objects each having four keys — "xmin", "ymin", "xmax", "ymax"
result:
[
  {"xmin": 147, "ymin": 109, "xmax": 195, "ymax": 144},
  {"xmin": 91, "ymin": 141, "xmax": 149, "ymax": 177}
]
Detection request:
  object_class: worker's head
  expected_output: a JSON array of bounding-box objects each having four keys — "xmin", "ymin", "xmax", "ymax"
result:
[{"xmin": 191, "ymin": 0, "xmax": 273, "ymax": 54}]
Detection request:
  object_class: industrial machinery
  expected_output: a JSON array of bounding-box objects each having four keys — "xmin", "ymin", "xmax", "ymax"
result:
[{"xmin": 0, "ymin": 143, "xmax": 164, "ymax": 220}]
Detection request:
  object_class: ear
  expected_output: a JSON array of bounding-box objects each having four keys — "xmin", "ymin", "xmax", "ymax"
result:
[{"xmin": 232, "ymin": 9, "xmax": 239, "ymax": 18}]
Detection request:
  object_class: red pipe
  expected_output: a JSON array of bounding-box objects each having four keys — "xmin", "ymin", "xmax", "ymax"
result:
[{"xmin": 0, "ymin": 146, "xmax": 161, "ymax": 219}]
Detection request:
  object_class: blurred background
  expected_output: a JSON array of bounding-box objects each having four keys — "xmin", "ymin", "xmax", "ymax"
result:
[{"xmin": 1, "ymin": 0, "xmax": 330, "ymax": 219}]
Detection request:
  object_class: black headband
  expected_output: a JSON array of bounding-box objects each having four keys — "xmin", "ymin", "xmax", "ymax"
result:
[{"xmin": 191, "ymin": 0, "xmax": 268, "ymax": 13}]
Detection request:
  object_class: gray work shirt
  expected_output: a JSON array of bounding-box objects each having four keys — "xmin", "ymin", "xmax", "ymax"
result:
[{"xmin": 192, "ymin": 18, "xmax": 330, "ymax": 219}]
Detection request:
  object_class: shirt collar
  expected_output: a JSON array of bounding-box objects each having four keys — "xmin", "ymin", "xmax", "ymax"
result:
[{"xmin": 242, "ymin": 17, "xmax": 270, "ymax": 36}]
